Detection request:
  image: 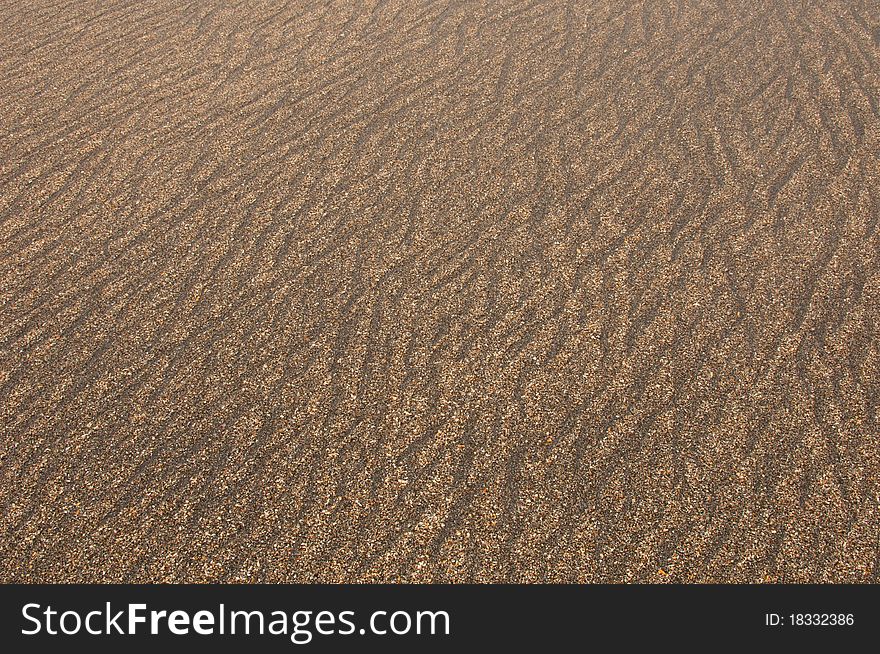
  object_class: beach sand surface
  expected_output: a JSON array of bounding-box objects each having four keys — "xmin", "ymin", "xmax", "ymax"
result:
[{"xmin": 0, "ymin": 0, "xmax": 879, "ymax": 582}]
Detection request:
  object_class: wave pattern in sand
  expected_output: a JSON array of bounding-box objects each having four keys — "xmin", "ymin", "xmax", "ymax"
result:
[{"xmin": 1, "ymin": 0, "xmax": 879, "ymax": 582}]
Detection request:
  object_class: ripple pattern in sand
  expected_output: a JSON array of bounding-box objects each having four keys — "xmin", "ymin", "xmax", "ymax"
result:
[{"xmin": 0, "ymin": 0, "xmax": 878, "ymax": 582}]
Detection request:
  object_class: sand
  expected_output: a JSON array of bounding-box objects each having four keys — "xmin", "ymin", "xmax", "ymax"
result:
[{"xmin": 0, "ymin": 0, "xmax": 878, "ymax": 583}]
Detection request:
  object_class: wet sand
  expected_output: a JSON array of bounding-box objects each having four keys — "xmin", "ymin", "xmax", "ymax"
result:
[{"xmin": 0, "ymin": 0, "xmax": 878, "ymax": 583}]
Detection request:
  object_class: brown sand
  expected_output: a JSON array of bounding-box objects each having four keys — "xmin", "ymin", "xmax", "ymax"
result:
[{"xmin": 0, "ymin": 0, "xmax": 878, "ymax": 583}]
